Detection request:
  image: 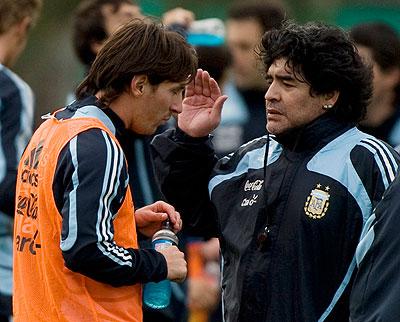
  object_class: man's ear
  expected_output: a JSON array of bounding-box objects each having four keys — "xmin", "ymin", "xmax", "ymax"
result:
[
  {"xmin": 130, "ymin": 75, "xmax": 148, "ymax": 96},
  {"xmin": 323, "ymin": 90, "xmax": 340, "ymax": 107},
  {"xmin": 16, "ymin": 16, "xmax": 33, "ymax": 36}
]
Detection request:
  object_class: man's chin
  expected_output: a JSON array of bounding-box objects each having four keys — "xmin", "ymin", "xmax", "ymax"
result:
[{"xmin": 267, "ymin": 125, "xmax": 288, "ymax": 136}]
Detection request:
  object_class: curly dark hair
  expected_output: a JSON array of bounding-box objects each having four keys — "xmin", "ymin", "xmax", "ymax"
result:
[{"xmin": 259, "ymin": 21, "xmax": 373, "ymax": 123}]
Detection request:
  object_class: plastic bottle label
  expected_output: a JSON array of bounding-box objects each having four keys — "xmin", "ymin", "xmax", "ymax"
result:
[{"xmin": 153, "ymin": 239, "xmax": 173, "ymax": 249}]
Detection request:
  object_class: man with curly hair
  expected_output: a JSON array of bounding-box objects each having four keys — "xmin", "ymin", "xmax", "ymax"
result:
[{"xmin": 151, "ymin": 21, "xmax": 400, "ymax": 321}]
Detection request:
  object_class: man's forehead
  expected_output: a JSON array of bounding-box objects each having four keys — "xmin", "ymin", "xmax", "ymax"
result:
[
  {"xmin": 102, "ymin": 3, "xmax": 142, "ymax": 18},
  {"xmin": 226, "ymin": 18, "xmax": 264, "ymax": 39},
  {"xmin": 118, "ymin": 4, "xmax": 142, "ymax": 18},
  {"xmin": 163, "ymin": 80, "xmax": 189, "ymax": 88},
  {"xmin": 267, "ymin": 58, "xmax": 293, "ymax": 74}
]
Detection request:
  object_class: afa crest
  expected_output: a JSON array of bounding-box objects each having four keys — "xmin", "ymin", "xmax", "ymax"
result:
[{"xmin": 304, "ymin": 184, "xmax": 330, "ymax": 219}]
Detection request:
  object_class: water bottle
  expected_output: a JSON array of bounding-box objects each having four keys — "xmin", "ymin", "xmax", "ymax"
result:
[{"xmin": 143, "ymin": 220, "xmax": 179, "ymax": 309}]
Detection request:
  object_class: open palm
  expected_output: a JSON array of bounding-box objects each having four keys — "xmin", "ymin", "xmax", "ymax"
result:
[{"xmin": 178, "ymin": 69, "xmax": 228, "ymax": 137}]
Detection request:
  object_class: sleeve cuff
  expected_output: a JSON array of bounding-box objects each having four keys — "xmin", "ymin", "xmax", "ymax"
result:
[{"xmin": 175, "ymin": 127, "xmax": 211, "ymax": 144}]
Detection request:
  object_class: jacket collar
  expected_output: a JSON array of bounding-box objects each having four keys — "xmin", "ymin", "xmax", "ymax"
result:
[
  {"xmin": 72, "ymin": 95, "xmax": 144, "ymax": 140},
  {"xmin": 274, "ymin": 113, "xmax": 354, "ymax": 153}
]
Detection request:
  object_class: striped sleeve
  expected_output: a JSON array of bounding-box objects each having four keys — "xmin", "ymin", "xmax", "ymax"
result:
[
  {"xmin": 53, "ymin": 128, "xmax": 167, "ymax": 286},
  {"xmin": 351, "ymin": 137, "xmax": 400, "ymax": 209},
  {"xmin": 351, "ymin": 137, "xmax": 400, "ymax": 267},
  {"xmin": 0, "ymin": 67, "xmax": 34, "ymax": 217}
]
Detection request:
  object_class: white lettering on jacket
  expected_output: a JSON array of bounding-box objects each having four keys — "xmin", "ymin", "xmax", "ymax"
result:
[
  {"xmin": 241, "ymin": 194, "xmax": 258, "ymax": 207},
  {"xmin": 244, "ymin": 179, "xmax": 264, "ymax": 191}
]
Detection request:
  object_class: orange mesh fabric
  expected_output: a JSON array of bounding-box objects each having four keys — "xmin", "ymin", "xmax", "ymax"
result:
[{"xmin": 13, "ymin": 116, "xmax": 142, "ymax": 322}]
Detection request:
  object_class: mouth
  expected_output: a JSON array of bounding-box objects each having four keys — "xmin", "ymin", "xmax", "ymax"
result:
[
  {"xmin": 266, "ymin": 107, "xmax": 282, "ymax": 116},
  {"xmin": 266, "ymin": 107, "xmax": 284, "ymax": 124}
]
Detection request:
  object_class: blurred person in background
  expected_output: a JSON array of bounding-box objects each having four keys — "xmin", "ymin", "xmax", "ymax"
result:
[
  {"xmin": 73, "ymin": 0, "xmax": 195, "ymax": 75},
  {"xmin": 350, "ymin": 162, "xmax": 400, "ymax": 321},
  {"xmin": 73, "ymin": 0, "xmax": 143, "ymax": 74},
  {"xmin": 71, "ymin": 2, "xmax": 195, "ymax": 321},
  {"xmin": 0, "ymin": 0, "xmax": 42, "ymax": 321},
  {"xmin": 350, "ymin": 22, "xmax": 400, "ymax": 147},
  {"xmin": 349, "ymin": 25, "xmax": 400, "ymax": 316},
  {"xmin": 151, "ymin": 21, "xmax": 400, "ymax": 321},
  {"xmin": 185, "ymin": 21, "xmax": 231, "ymax": 322},
  {"xmin": 212, "ymin": 0, "xmax": 286, "ymax": 156},
  {"xmin": 13, "ymin": 19, "xmax": 192, "ymax": 322}
]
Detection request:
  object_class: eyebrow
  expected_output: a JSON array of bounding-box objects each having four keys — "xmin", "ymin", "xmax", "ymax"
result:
[
  {"xmin": 266, "ymin": 73, "xmax": 295, "ymax": 82},
  {"xmin": 171, "ymin": 84, "xmax": 186, "ymax": 91}
]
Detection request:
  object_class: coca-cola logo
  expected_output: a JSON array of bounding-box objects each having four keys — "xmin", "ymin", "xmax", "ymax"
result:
[{"xmin": 244, "ymin": 179, "xmax": 264, "ymax": 191}]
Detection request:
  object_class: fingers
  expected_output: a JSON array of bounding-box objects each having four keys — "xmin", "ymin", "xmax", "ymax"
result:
[
  {"xmin": 152, "ymin": 200, "xmax": 174, "ymax": 213},
  {"xmin": 210, "ymin": 95, "xmax": 228, "ymax": 121},
  {"xmin": 194, "ymin": 69, "xmax": 203, "ymax": 95},
  {"xmin": 149, "ymin": 201, "xmax": 183, "ymax": 232},
  {"xmin": 147, "ymin": 212, "xmax": 168, "ymax": 222},
  {"xmin": 134, "ymin": 208, "xmax": 167, "ymax": 227},
  {"xmin": 201, "ymin": 71, "xmax": 211, "ymax": 97},
  {"xmin": 209, "ymin": 77, "xmax": 222, "ymax": 100},
  {"xmin": 171, "ymin": 214, "xmax": 183, "ymax": 233},
  {"xmin": 191, "ymin": 69, "xmax": 224, "ymax": 101},
  {"xmin": 185, "ymin": 79, "xmax": 194, "ymax": 97},
  {"xmin": 185, "ymin": 69, "xmax": 203, "ymax": 98},
  {"xmin": 167, "ymin": 209, "xmax": 182, "ymax": 233},
  {"xmin": 159, "ymin": 246, "xmax": 187, "ymax": 282}
]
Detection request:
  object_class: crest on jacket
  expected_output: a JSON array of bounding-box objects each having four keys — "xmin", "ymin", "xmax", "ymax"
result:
[{"xmin": 304, "ymin": 184, "xmax": 330, "ymax": 219}]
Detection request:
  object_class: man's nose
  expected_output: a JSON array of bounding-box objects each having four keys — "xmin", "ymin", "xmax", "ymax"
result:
[
  {"xmin": 171, "ymin": 96, "xmax": 183, "ymax": 113},
  {"xmin": 265, "ymin": 82, "xmax": 279, "ymax": 102}
]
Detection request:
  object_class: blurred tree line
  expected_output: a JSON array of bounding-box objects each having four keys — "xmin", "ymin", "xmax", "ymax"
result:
[{"xmin": 14, "ymin": 0, "xmax": 400, "ymax": 127}]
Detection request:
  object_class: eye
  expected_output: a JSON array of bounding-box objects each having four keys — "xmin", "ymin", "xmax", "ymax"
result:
[{"xmin": 283, "ymin": 82, "xmax": 293, "ymax": 87}]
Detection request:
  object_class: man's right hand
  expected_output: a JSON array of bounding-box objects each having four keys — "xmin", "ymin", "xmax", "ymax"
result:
[
  {"xmin": 178, "ymin": 69, "xmax": 228, "ymax": 137},
  {"xmin": 158, "ymin": 246, "xmax": 187, "ymax": 283}
]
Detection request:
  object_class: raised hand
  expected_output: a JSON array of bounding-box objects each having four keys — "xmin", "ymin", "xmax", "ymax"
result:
[
  {"xmin": 135, "ymin": 201, "xmax": 182, "ymax": 237},
  {"xmin": 178, "ymin": 69, "xmax": 228, "ymax": 137}
]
